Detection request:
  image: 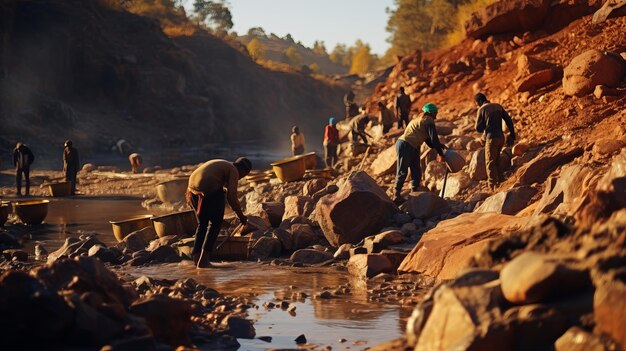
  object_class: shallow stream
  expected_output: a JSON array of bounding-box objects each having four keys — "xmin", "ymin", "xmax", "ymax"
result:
[{"xmin": 20, "ymin": 198, "xmax": 409, "ymax": 350}]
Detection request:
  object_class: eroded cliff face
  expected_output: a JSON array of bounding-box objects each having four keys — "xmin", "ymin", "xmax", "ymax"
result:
[{"xmin": 0, "ymin": 0, "xmax": 345, "ymax": 160}]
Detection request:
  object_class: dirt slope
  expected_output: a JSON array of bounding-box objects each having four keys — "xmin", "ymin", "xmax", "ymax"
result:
[{"xmin": 0, "ymin": 0, "xmax": 345, "ymax": 164}]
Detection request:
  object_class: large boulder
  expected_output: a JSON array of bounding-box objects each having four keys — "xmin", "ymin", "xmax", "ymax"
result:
[
  {"xmin": 401, "ymin": 191, "xmax": 451, "ymax": 219},
  {"xmin": 129, "ymin": 294, "xmax": 192, "ymax": 346},
  {"xmin": 347, "ymin": 254, "xmax": 394, "ymax": 279},
  {"xmin": 592, "ymin": 0, "xmax": 626, "ymax": 24},
  {"xmin": 315, "ymin": 172, "xmax": 396, "ymax": 246},
  {"xmin": 500, "ymin": 252, "xmax": 590, "ymax": 304},
  {"xmin": 534, "ymin": 164, "xmax": 592, "ymax": 215},
  {"xmin": 555, "ymin": 326, "xmax": 608, "ymax": 351},
  {"xmin": 303, "ymin": 178, "xmax": 329, "ymax": 197},
  {"xmin": 250, "ymin": 236, "xmax": 281, "ymax": 259},
  {"xmin": 515, "ymin": 146, "xmax": 584, "ymax": 186},
  {"xmin": 398, "ymin": 212, "xmax": 528, "ymax": 279},
  {"xmin": 439, "ymin": 171, "xmax": 471, "ymax": 198},
  {"xmin": 283, "ymin": 195, "xmax": 312, "ymax": 220},
  {"xmin": 476, "ymin": 186, "xmax": 538, "ymax": 215},
  {"xmin": 594, "ymin": 279, "xmax": 626, "ymax": 349},
  {"xmin": 464, "ymin": 0, "xmax": 551, "ymax": 39},
  {"xmin": 563, "ymin": 50, "xmax": 626, "ymax": 97},
  {"xmin": 515, "ymin": 55, "xmax": 561, "ymax": 92},
  {"xmin": 468, "ymin": 148, "xmax": 487, "ymax": 181},
  {"xmin": 370, "ymin": 145, "xmax": 397, "ymax": 177},
  {"xmin": 290, "ymin": 249, "xmax": 333, "ymax": 264},
  {"xmin": 260, "ymin": 202, "xmax": 285, "ymax": 227}
]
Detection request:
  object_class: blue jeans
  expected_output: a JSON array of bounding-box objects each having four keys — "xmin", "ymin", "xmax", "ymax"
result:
[{"xmin": 394, "ymin": 140, "xmax": 421, "ymax": 195}]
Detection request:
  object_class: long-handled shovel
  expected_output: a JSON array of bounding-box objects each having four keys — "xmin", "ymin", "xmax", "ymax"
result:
[{"xmin": 439, "ymin": 167, "xmax": 449, "ymax": 198}]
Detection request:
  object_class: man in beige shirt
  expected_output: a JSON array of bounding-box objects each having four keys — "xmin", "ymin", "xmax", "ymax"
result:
[{"xmin": 187, "ymin": 157, "xmax": 251, "ymax": 268}]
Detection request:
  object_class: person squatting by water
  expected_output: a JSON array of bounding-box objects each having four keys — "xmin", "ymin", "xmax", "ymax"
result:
[
  {"xmin": 128, "ymin": 153, "xmax": 143, "ymax": 174},
  {"xmin": 291, "ymin": 126, "xmax": 305, "ymax": 156},
  {"xmin": 186, "ymin": 157, "xmax": 251, "ymax": 268},
  {"xmin": 323, "ymin": 117, "xmax": 339, "ymax": 168},
  {"xmin": 395, "ymin": 87, "xmax": 412, "ymax": 129},
  {"xmin": 394, "ymin": 103, "xmax": 445, "ymax": 203},
  {"xmin": 63, "ymin": 140, "xmax": 80, "ymax": 195},
  {"xmin": 474, "ymin": 92, "xmax": 516, "ymax": 190},
  {"xmin": 378, "ymin": 101, "xmax": 396, "ymax": 134},
  {"xmin": 350, "ymin": 112, "xmax": 372, "ymax": 144},
  {"xmin": 13, "ymin": 142, "xmax": 35, "ymax": 196}
]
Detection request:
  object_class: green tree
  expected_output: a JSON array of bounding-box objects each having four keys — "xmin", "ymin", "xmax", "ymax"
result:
[
  {"xmin": 246, "ymin": 38, "xmax": 265, "ymax": 60},
  {"xmin": 349, "ymin": 41, "xmax": 378, "ymax": 75},
  {"xmin": 282, "ymin": 46, "xmax": 302, "ymax": 67},
  {"xmin": 283, "ymin": 33, "xmax": 295, "ymax": 44},
  {"xmin": 193, "ymin": 0, "xmax": 233, "ymax": 32},
  {"xmin": 312, "ymin": 40, "xmax": 327, "ymax": 56},
  {"xmin": 247, "ymin": 27, "xmax": 266, "ymax": 37},
  {"xmin": 386, "ymin": 0, "xmax": 456, "ymax": 54}
]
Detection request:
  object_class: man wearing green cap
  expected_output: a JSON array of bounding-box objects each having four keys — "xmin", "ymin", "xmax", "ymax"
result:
[{"xmin": 393, "ymin": 102, "xmax": 445, "ymax": 202}]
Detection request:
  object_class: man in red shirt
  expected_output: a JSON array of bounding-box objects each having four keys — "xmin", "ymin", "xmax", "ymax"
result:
[{"xmin": 323, "ymin": 117, "xmax": 339, "ymax": 168}]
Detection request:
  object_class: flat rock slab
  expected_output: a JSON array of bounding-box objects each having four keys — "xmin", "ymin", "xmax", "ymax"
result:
[{"xmin": 398, "ymin": 212, "xmax": 528, "ymax": 280}]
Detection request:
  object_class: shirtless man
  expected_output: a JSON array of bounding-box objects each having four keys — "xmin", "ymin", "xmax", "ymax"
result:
[{"xmin": 186, "ymin": 157, "xmax": 252, "ymax": 268}]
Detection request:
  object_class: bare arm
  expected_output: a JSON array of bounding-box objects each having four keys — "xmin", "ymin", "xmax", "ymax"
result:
[
  {"xmin": 427, "ymin": 122, "xmax": 445, "ymax": 156},
  {"xmin": 226, "ymin": 170, "xmax": 245, "ymax": 221},
  {"xmin": 502, "ymin": 109, "xmax": 515, "ymax": 140}
]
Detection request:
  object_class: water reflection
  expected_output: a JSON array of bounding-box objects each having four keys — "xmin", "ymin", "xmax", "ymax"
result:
[{"xmin": 126, "ymin": 263, "xmax": 405, "ymax": 350}]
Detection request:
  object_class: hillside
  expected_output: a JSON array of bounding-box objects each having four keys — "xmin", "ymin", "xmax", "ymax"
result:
[
  {"xmin": 239, "ymin": 33, "xmax": 348, "ymax": 75},
  {"xmin": 0, "ymin": 0, "xmax": 346, "ymax": 165}
]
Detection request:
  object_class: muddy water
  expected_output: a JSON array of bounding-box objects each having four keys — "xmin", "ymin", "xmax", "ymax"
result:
[
  {"xmin": 23, "ymin": 198, "xmax": 408, "ymax": 350},
  {"xmin": 23, "ymin": 197, "xmax": 156, "ymax": 252},
  {"xmin": 127, "ymin": 262, "xmax": 409, "ymax": 351}
]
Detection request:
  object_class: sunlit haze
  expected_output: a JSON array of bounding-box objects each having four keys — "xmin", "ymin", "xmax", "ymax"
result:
[{"xmin": 186, "ymin": 0, "xmax": 395, "ymax": 55}]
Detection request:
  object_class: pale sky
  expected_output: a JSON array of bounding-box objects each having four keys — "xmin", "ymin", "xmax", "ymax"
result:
[{"xmin": 186, "ymin": 0, "xmax": 395, "ymax": 55}]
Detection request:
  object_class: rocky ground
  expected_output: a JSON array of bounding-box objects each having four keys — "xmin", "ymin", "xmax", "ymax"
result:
[{"xmin": 0, "ymin": 0, "xmax": 625, "ymax": 350}]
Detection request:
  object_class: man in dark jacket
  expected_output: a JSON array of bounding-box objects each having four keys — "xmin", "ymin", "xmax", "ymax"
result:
[
  {"xmin": 395, "ymin": 87, "xmax": 412, "ymax": 129},
  {"xmin": 63, "ymin": 140, "xmax": 80, "ymax": 195},
  {"xmin": 344, "ymin": 90, "xmax": 359, "ymax": 119},
  {"xmin": 13, "ymin": 142, "xmax": 35, "ymax": 196},
  {"xmin": 474, "ymin": 93, "xmax": 516, "ymax": 190}
]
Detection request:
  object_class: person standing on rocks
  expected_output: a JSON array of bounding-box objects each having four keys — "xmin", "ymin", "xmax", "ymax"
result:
[
  {"xmin": 13, "ymin": 142, "xmax": 35, "ymax": 196},
  {"xmin": 378, "ymin": 101, "xmax": 396, "ymax": 134},
  {"xmin": 186, "ymin": 157, "xmax": 251, "ymax": 268},
  {"xmin": 128, "ymin": 153, "xmax": 143, "ymax": 173},
  {"xmin": 63, "ymin": 140, "xmax": 80, "ymax": 195},
  {"xmin": 395, "ymin": 87, "xmax": 412, "ymax": 129},
  {"xmin": 323, "ymin": 117, "xmax": 340, "ymax": 168},
  {"xmin": 393, "ymin": 103, "xmax": 445, "ymax": 203},
  {"xmin": 290, "ymin": 126, "xmax": 305, "ymax": 156},
  {"xmin": 344, "ymin": 90, "xmax": 359, "ymax": 119},
  {"xmin": 350, "ymin": 112, "xmax": 372, "ymax": 144},
  {"xmin": 474, "ymin": 92, "xmax": 516, "ymax": 190}
]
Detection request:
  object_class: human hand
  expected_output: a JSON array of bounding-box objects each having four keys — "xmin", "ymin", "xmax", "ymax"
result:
[{"xmin": 239, "ymin": 215, "xmax": 248, "ymax": 226}]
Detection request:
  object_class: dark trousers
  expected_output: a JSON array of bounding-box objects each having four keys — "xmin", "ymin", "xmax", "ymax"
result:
[
  {"xmin": 189, "ymin": 190, "xmax": 225, "ymax": 256},
  {"xmin": 351, "ymin": 130, "xmax": 367, "ymax": 144},
  {"xmin": 293, "ymin": 146, "xmax": 304, "ymax": 156},
  {"xmin": 394, "ymin": 140, "xmax": 421, "ymax": 195},
  {"xmin": 383, "ymin": 124, "xmax": 392, "ymax": 134},
  {"xmin": 65, "ymin": 168, "xmax": 78, "ymax": 195},
  {"xmin": 324, "ymin": 142, "xmax": 338, "ymax": 168},
  {"xmin": 486, "ymin": 136, "xmax": 505, "ymax": 188},
  {"xmin": 398, "ymin": 112, "xmax": 409, "ymax": 129},
  {"xmin": 16, "ymin": 167, "xmax": 30, "ymax": 195}
]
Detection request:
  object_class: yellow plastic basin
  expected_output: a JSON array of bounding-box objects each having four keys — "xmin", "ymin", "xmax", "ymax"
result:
[
  {"xmin": 298, "ymin": 152, "xmax": 318, "ymax": 170},
  {"xmin": 14, "ymin": 200, "xmax": 50, "ymax": 225},
  {"xmin": 156, "ymin": 178, "xmax": 188, "ymax": 204},
  {"xmin": 151, "ymin": 210, "xmax": 198, "ymax": 238},
  {"xmin": 0, "ymin": 203, "xmax": 10, "ymax": 226},
  {"xmin": 271, "ymin": 157, "xmax": 306, "ymax": 183},
  {"xmin": 48, "ymin": 181, "xmax": 72, "ymax": 197},
  {"xmin": 109, "ymin": 214, "xmax": 153, "ymax": 242}
]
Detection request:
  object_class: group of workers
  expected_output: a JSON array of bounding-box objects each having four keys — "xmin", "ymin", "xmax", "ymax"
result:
[
  {"xmin": 9, "ymin": 141, "xmax": 146, "ymax": 197},
  {"xmin": 5, "ymin": 88, "xmax": 514, "ymax": 270}
]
